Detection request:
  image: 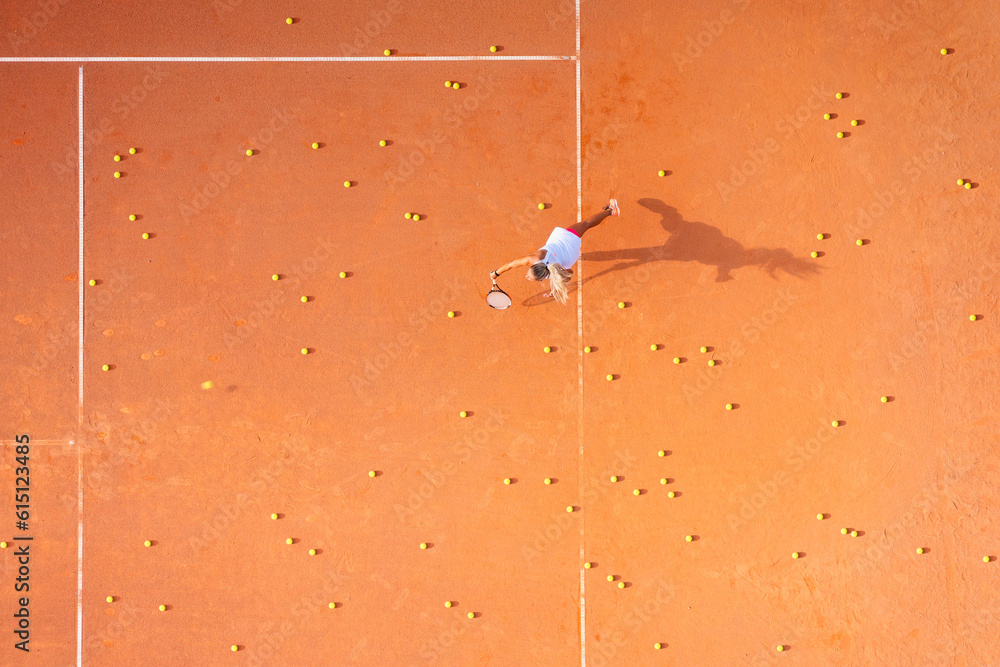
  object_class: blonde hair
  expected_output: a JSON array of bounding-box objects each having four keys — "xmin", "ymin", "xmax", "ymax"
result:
[{"xmin": 547, "ymin": 264, "xmax": 572, "ymax": 304}]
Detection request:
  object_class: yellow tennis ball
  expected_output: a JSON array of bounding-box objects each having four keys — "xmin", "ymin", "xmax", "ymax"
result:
[
  {"xmin": 607, "ymin": 575, "xmax": 614, "ymax": 582},
  {"xmin": 851, "ymin": 119, "xmax": 858, "ymax": 126},
  {"xmin": 467, "ymin": 612, "xmax": 474, "ymax": 619},
  {"xmin": 970, "ymin": 314, "xmax": 977, "ymax": 321},
  {"xmin": 412, "ymin": 214, "xmax": 420, "ymax": 221},
  {"xmin": 538, "ymin": 203, "xmax": 545, "ymax": 209},
  {"xmin": 610, "ymin": 475, "xmax": 618, "ymax": 482},
  {"xmin": 817, "ymin": 514, "xmax": 824, "ymax": 520},
  {"xmin": 566, "ymin": 506, "xmax": 574, "ymax": 513},
  {"xmin": 300, "ymin": 296, "xmax": 308, "ymax": 303},
  {"xmin": 128, "ymin": 214, "xmax": 136, "ymax": 221},
  {"xmin": 985, "ymin": 556, "xmax": 991, "ymax": 563},
  {"xmin": 141, "ymin": 232, "xmax": 149, "ymax": 239},
  {"xmin": 445, "ymin": 81, "xmax": 452, "ymax": 87},
  {"xmin": 851, "ymin": 530, "xmax": 858, "ymax": 537},
  {"xmin": 856, "ymin": 239, "xmax": 864, "ymax": 245},
  {"xmin": 658, "ymin": 450, "xmax": 665, "ymax": 457},
  {"xmin": 452, "ymin": 82, "xmax": 460, "ymax": 89},
  {"xmin": 792, "ymin": 552, "xmax": 799, "ymax": 558},
  {"xmin": 660, "ymin": 478, "xmax": 667, "ymax": 485},
  {"xmin": 777, "ymin": 645, "xmax": 785, "ymax": 651},
  {"xmin": 957, "ymin": 179, "xmax": 965, "ymax": 186},
  {"xmin": 270, "ymin": 513, "xmax": 278, "ymax": 520},
  {"xmin": 841, "ymin": 528, "xmax": 848, "ymax": 534},
  {"xmin": 617, "ymin": 582, "xmax": 625, "ymax": 588},
  {"xmin": 657, "ymin": 170, "xmax": 665, "ymax": 177},
  {"xmin": 379, "ymin": 140, "xmax": 387, "ymax": 146},
  {"xmin": 404, "ymin": 212, "xmax": 412, "ymax": 219},
  {"xmin": 447, "ymin": 311, "xmax": 455, "ymax": 318},
  {"xmin": 916, "ymin": 548, "xmax": 924, "ymax": 554},
  {"xmin": 606, "ymin": 374, "xmax": 613, "ymax": 381},
  {"xmin": 708, "ymin": 360, "xmax": 716, "ymax": 366},
  {"xmin": 343, "ymin": 181, "xmax": 351, "ymax": 187},
  {"xmin": 835, "ymin": 92, "xmax": 843, "ymax": 99},
  {"xmin": 881, "ymin": 396, "xmax": 888, "ymax": 403},
  {"xmin": 444, "ymin": 601, "xmax": 452, "ymax": 607},
  {"xmin": 114, "ymin": 154, "xmax": 121, "ymax": 161},
  {"xmin": 311, "ymin": 142, "xmax": 319, "ymax": 149},
  {"xmin": 940, "ymin": 48, "xmax": 948, "ymax": 55},
  {"xmin": 544, "ymin": 478, "xmax": 552, "ymax": 484},
  {"xmin": 685, "ymin": 535, "xmax": 693, "ymax": 542},
  {"xmin": 811, "ymin": 251, "xmax": 818, "ymax": 258},
  {"xmin": 159, "ymin": 605, "xmax": 166, "ymax": 611},
  {"xmin": 144, "ymin": 540, "xmax": 152, "ymax": 546},
  {"xmin": 113, "ymin": 171, "xmax": 121, "ymax": 178},
  {"xmin": 490, "ymin": 45, "xmax": 497, "ymax": 52},
  {"xmin": 106, "ymin": 596, "xmax": 114, "ymax": 603},
  {"xmin": 725, "ymin": 403, "xmax": 733, "ymax": 410},
  {"xmin": 329, "ymin": 602, "xmax": 337, "ymax": 609},
  {"xmin": 832, "ymin": 420, "xmax": 840, "ymax": 427},
  {"xmin": 309, "ymin": 549, "xmax": 317, "ymax": 555},
  {"xmin": 617, "ymin": 302, "xmax": 625, "ymax": 308},
  {"xmin": 584, "ymin": 346, "xmax": 592, "ymax": 353},
  {"xmin": 837, "ymin": 132, "xmax": 844, "ymax": 138},
  {"xmin": 667, "ymin": 491, "xmax": 675, "ymax": 498},
  {"xmin": 339, "ymin": 272, "xmax": 347, "ymax": 278},
  {"xmin": 650, "ymin": 344, "xmax": 657, "ymax": 351},
  {"xmin": 300, "ymin": 348, "xmax": 309, "ymax": 355},
  {"xmin": 420, "ymin": 543, "xmax": 427, "ymax": 549},
  {"xmin": 673, "ymin": 357, "xmax": 680, "ymax": 364},
  {"xmin": 272, "ymin": 274, "xmax": 280, "ymax": 280},
  {"xmin": 128, "ymin": 147, "xmax": 136, "ymax": 154},
  {"xmin": 231, "ymin": 645, "xmax": 239, "ymax": 652},
  {"xmin": 246, "ymin": 149, "xmax": 253, "ymax": 156},
  {"xmin": 384, "ymin": 49, "xmax": 391, "ymax": 56},
  {"xmin": 503, "ymin": 478, "xmax": 510, "ymax": 485},
  {"xmin": 823, "ymin": 113, "xmax": 831, "ymax": 120},
  {"xmin": 285, "ymin": 538, "xmax": 293, "ymax": 545},
  {"xmin": 101, "ymin": 364, "xmax": 110, "ymax": 371},
  {"xmin": 459, "ymin": 411, "xmax": 467, "ymax": 418},
  {"xmin": 965, "ymin": 182, "xmax": 972, "ymax": 189},
  {"xmin": 700, "ymin": 346, "xmax": 708, "ymax": 353},
  {"xmin": 544, "ymin": 346, "xmax": 551, "ymax": 353},
  {"xmin": 654, "ymin": 643, "xmax": 662, "ymax": 649},
  {"xmin": 817, "ymin": 233, "xmax": 825, "ymax": 240},
  {"xmin": 584, "ymin": 562, "xmax": 591, "ymax": 569},
  {"xmin": 88, "ymin": 279, "xmax": 96, "ymax": 286},
  {"xmin": 633, "ymin": 489, "xmax": 640, "ymax": 496},
  {"xmin": 286, "ymin": 17, "xmax": 293, "ymax": 24},
  {"xmin": 368, "ymin": 470, "xmax": 376, "ymax": 477}
]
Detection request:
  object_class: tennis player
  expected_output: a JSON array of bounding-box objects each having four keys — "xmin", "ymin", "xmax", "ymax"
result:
[{"xmin": 490, "ymin": 199, "xmax": 620, "ymax": 304}]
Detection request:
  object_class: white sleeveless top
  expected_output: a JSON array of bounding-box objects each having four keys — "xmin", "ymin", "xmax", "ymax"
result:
[{"xmin": 540, "ymin": 227, "xmax": 581, "ymax": 269}]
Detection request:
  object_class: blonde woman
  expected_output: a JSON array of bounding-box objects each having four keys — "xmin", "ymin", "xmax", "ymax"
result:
[{"xmin": 491, "ymin": 200, "xmax": 620, "ymax": 304}]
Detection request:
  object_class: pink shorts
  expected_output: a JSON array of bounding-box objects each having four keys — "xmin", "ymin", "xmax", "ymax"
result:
[{"xmin": 566, "ymin": 228, "xmax": 581, "ymax": 238}]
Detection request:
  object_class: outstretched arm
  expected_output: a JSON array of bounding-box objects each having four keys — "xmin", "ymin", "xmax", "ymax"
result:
[{"xmin": 491, "ymin": 254, "xmax": 537, "ymax": 279}]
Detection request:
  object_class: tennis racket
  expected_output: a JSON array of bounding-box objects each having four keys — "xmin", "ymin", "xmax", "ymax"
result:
[{"xmin": 486, "ymin": 279, "xmax": 512, "ymax": 309}]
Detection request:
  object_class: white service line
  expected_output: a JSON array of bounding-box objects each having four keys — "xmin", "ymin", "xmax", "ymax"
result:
[
  {"xmin": 575, "ymin": 1, "xmax": 585, "ymax": 666},
  {"xmin": 0, "ymin": 55, "xmax": 574, "ymax": 63},
  {"xmin": 77, "ymin": 65, "xmax": 84, "ymax": 667}
]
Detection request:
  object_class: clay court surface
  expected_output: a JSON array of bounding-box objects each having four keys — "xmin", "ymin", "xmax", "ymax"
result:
[{"xmin": 2, "ymin": 0, "xmax": 1000, "ymax": 664}]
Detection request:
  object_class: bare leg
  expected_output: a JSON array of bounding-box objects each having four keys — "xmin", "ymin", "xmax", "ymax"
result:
[{"xmin": 566, "ymin": 209, "xmax": 612, "ymax": 238}]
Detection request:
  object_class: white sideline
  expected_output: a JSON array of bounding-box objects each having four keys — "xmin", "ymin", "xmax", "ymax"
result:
[
  {"xmin": 77, "ymin": 65, "xmax": 84, "ymax": 667},
  {"xmin": 0, "ymin": 55, "xmax": 574, "ymax": 63},
  {"xmin": 575, "ymin": 1, "xmax": 585, "ymax": 665}
]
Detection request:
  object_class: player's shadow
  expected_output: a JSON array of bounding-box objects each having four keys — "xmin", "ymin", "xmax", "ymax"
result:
[{"xmin": 522, "ymin": 198, "xmax": 820, "ymax": 306}]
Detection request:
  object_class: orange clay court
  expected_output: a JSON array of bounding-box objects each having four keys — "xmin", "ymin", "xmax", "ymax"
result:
[{"xmin": 1, "ymin": 0, "xmax": 999, "ymax": 665}]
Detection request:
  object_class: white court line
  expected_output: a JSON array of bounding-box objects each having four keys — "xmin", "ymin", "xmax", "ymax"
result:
[
  {"xmin": 575, "ymin": 1, "xmax": 585, "ymax": 665},
  {"xmin": 0, "ymin": 55, "xmax": 574, "ymax": 63},
  {"xmin": 77, "ymin": 65, "xmax": 84, "ymax": 667}
]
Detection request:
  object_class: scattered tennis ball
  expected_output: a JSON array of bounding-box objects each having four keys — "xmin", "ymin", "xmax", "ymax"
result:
[
  {"xmin": 447, "ymin": 311, "xmax": 455, "ymax": 318},
  {"xmin": 633, "ymin": 489, "xmax": 640, "ymax": 496},
  {"xmin": 957, "ymin": 179, "xmax": 965, "ymax": 186},
  {"xmin": 272, "ymin": 274, "xmax": 280, "ymax": 280},
  {"xmin": 836, "ymin": 92, "xmax": 843, "ymax": 99},
  {"xmin": 300, "ymin": 348, "xmax": 309, "ymax": 355},
  {"xmin": 285, "ymin": 538, "xmax": 293, "ymax": 544},
  {"xmin": 544, "ymin": 478, "xmax": 552, "ymax": 485},
  {"xmin": 101, "ymin": 364, "xmax": 110, "ymax": 371},
  {"xmin": 811, "ymin": 251, "xmax": 818, "ymax": 258},
  {"xmin": 832, "ymin": 420, "xmax": 840, "ymax": 427},
  {"xmin": 403, "ymin": 212, "xmax": 413, "ymax": 220},
  {"xmin": 985, "ymin": 556, "xmax": 991, "ymax": 563},
  {"xmin": 444, "ymin": 601, "xmax": 452, "ymax": 607},
  {"xmin": 379, "ymin": 140, "xmax": 387, "ymax": 147},
  {"xmin": 343, "ymin": 181, "xmax": 351, "ymax": 187},
  {"xmin": 654, "ymin": 643, "xmax": 662, "ymax": 649},
  {"xmin": 658, "ymin": 170, "xmax": 665, "ymax": 177},
  {"xmin": 851, "ymin": 120, "xmax": 858, "ymax": 126},
  {"xmin": 965, "ymin": 182, "xmax": 972, "ymax": 189},
  {"xmin": 685, "ymin": 535, "xmax": 693, "ymax": 542},
  {"xmin": 246, "ymin": 149, "xmax": 253, "ymax": 156},
  {"xmin": 708, "ymin": 360, "xmax": 716, "ymax": 366},
  {"xmin": 159, "ymin": 605, "xmax": 166, "ymax": 611},
  {"xmin": 459, "ymin": 411, "xmax": 467, "ymax": 418},
  {"xmin": 144, "ymin": 540, "xmax": 152, "ymax": 546},
  {"xmin": 544, "ymin": 346, "xmax": 551, "ymax": 353},
  {"xmin": 368, "ymin": 470, "xmax": 376, "ymax": 477},
  {"xmin": 668, "ymin": 491, "xmax": 675, "ymax": 498},
  {"xmin": 970, "ymin": 314, "xmax": 977, "ymax": 321},
  {"xmin": 618, "ymin": 301, "xmax": 625, "ymax": 308},
  {"xmin": 658, "ymin": 450, "xmax": 665, "ymax": 457},
  {"xmin": 881, "ymin": 396, "xmax": 888, "ymax": 403},
  {"xmin": 503, "ymin": 478, "xmax": 510, "ymax": 485},
  {"xmin": 837, "ymin": 132, "xmax": 844, "ymax": 138},
  {"xmin": 584, "ymin": 562, "xmax": 592, "ymax": 569},
  {"xmin": 610, "ymin": 476, "xmax": 618, "ymax": 482},
  {"xmin": 660, "ymin": 478, "xmax": 667, "ymax": 485},
  {"xmin": 300, "ymin": 296, "xmax": 309, "ymax": 303},
  {"xmin": 725, "ymin": 403, "xmax": 733, "ymax": 410},
  {"xmin": 141, "ymin": 232, "xmax": 150, "ymax": 239},
  {"xmin": 128, "ymin": 214, "xmax": 136, "ymax": 221},
  {"xmin": 584, "ymin": 346, "xmax": 592, "ymax": 353},
  {"xmin": 793, "ymin": 552, "xmax": 801, "ymax": 559},
  {"xmin": 816, "ymin": 514, "xmax": 824, "ymax": 520},
  {"xmin": 286, "ymin": 17, "xmax": 293, "ymax": 24},
  {"xmin": 452, "ymin": 82, "xmax": 460, "ymax": 89},
  {"xmin": 851, "ymin": 530, "xmax": 858, "ymax": 537},
  {"xmin": 106, "ymin": 596, "xmax": 114, "ymax": 603},
  {"xmin": 650, "ymin": 344, "xmax": 657, "ymax": 351},
  {"xmin": 420, "ymin": 543, "xmax": 427, "ymax": 549},
  {"xmin": 607, "ymin": 575, "xmax": 614, "ymax": 582},
  {"xmin": 823, "ymin": 113, "xmax": 831, "ymax": 120},
  {"xmin": 231, "ymin": 645, "xmax": 239, "ymax": 652},
  {"xmin": 467, "ymin": 612, "xmax": 474, "ymax": 619},
  {"xmin": 916, "ymin": 548, "xmax": 924, "ymax": 554},
  {"xmin": 445, "ymin": 81, "xmax": 452, "ymax": 87},
  {"xmin": 538, "ymin": 203, "xmax": 545, "ymax": 210},
  {"xmin": 606, "ymin": 374, "xmax": 613, "ymax": 381},
  {"xmin": 618, "ymin": 582, "xmax": 625, "ymax": 589},
  {"xmin": 329, "ymin": 602, "xmax": 337, "ymax": 609},
  {"xmin": 114, "ymin": 154, "xmax": 121, "ymax": 161},
  {"xmin": 128, "ymin": 147, "xmax": 136, "ymax": 154},
  {"xmin": 566, "ymin": 506, "xmax": 574, "ymax": 513},
  {"xmin": 309, "ymin": 549, "xmax": 317, "ymax": 555},
  {"xmin": 339, "ymin": 272, "xmax": 347, "ymax": 278},
  {"xmin": 700, "ymin": 346, "xmax": 708, "ymax": 353},
  {"xmin": 673, "ymin": 357, "xmax": 680, "ymax": 364},
  {"xmin": 270, "ymin": 513, "xmax": 278, "ymax": 520},
  {"xmin": 841, "ymin": 528, "xmax": 848, "ymax": 535},
  {"xmin": 413, "ymin": 214, "xmax": 420, "ymax": 221},
  {"xmin": 114, "ymin": 171, "xmax": 121, "ymax": 178},
  {"xmin": 88, "ymin": 279, "xmax": 96, "ymax": 286},
  {"xmin": 311, "ymin": 142, "xmax": 319, "ymax": 149},
  {"xmin": 490, "ymin": 45, "xmax": 497, "ymax": 52},
  {"xmin": 777, "ymin": 645, "xmax": 785, "ymax": 651},
  {"xmin": 384, "ymin": 49, "xmax": 391, "ymax": 56},
  {"xmin": 940, "ymin": 48, "xmax": 948, "ymax": 55}
]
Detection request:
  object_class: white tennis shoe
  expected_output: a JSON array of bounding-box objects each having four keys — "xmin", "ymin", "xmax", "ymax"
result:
[{"xmin": 605, "ymin": 199, "xmax": 620, "ymax": 217}]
